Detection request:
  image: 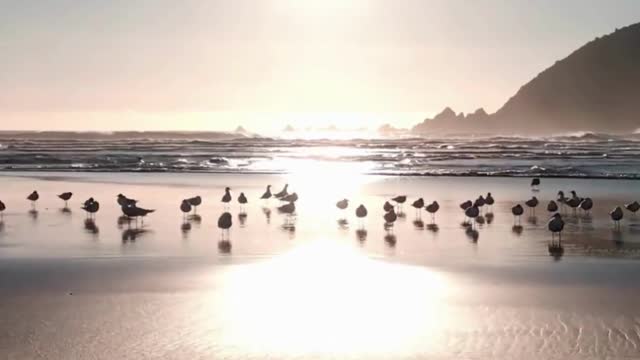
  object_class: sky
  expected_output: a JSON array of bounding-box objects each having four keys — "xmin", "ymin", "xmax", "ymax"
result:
[{"xmin": 1, "ymin": 0, "xmax": 639, "ymax": 133}]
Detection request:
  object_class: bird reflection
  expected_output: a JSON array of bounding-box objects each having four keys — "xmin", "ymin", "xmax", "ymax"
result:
[
  {"xmin": 188, "ymin": 214, "xmax": 202, "ymax": 224},
  {"xmin": 485, "ymin": 213, "xmax": 494, "ymax": 224},
  {"xmin": 611, "ymin": 228, "xmax": 624, "ymax": 247},
  {"xmin": 475, "ymin": 215, "xmax": 485, "ymax": 225},
  {"xmin": 412, "ymin": 219, "xmax": 425, "ymax": 230},
  {"xmin": 238, "ymin": 213, "xmax": 248, "ymax": 227},
  {"xmin": 384, "ymin": 233, "xmax": 397, "ymax": 247},
  {"xmin": 512, "ymin": 225, "xmax": 523, "ymax": 236},
  {"xmin": 356, "ymin": 229, "xmax": 367, "ymax": 243},
  {"xmin": 84, "ymin": 219, "xmax": 99, "ymax": 234},
  {"xmin": 526, "ymin": 216, "xmax": 538, "ymax": 225},
  {"xmin": 121, "ymin": 228, "xmax": 147, "ymax": 242},
  {"xmin": 262, "ymin": 207, "xmax": 272, "ymax": 224},
  {"xmin": 426, "ymin": 223, "xmax": 439, "ymax": 233},
  {"xmin": 28, "ymin": 209, "xmax": 38, "ymax": 220},
  {"xmin": 337, "ymin": 218, "xmax": 349, "ymax": 230},
  {"xmin": 60, "ymin": 207, "xmax": 72, "ymax": 215},
  {"xmin": 218, "ymin": 240, "xmax": 232, "ymax": 254},
  {"xmin": 465, "ymin": 227, "xmax": 479, "ymax": 242},
  {"xmin": 181, "ymin": 222, "xmax": 192, "ymax": 233},
  {"xmin": 0, "ymin": 221, "xmax": 4, "ymax": 233},
  {"xmin": 117, "ymin": 215, "xmax": 130, "ymax": 228},
  {"xmin": 548, "ymin": 243, "xmax": 564, "ymax": 260}
]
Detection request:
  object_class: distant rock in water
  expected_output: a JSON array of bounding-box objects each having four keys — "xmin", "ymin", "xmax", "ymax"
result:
[{"xmin": 413, "ymin": 22, "xmax": 640, "ymax": 135}]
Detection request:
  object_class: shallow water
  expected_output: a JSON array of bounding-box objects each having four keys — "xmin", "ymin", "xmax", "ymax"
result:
[{"xmin": 0, "ymin": 173, "xmax": 640, "ymax": 359}]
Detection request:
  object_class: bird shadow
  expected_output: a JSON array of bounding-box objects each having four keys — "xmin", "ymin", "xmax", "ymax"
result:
[
  {"xmin": 512, "ymin": 225, "xmax": 523, "ymax": 236},
  {"xmin": 356, "ymin": 229, "xmax": 367, "ymax": 243},
  {"xmin": 218, "ymin": 240, "xmax": 232, "ymax": 254},
  {"xmin": 426, "ymin": 223, "xmax": 439, "ymax": 233},
  {"xmin": 465, "ymin": 228, "xmax": 479, "ymax": 242},
  {"xmin": 384, "ymin": 234, "xmax": 397, "ymax": 248},
  {"xmin": 121, "ymin": 228, "xmax": 147, "ymax": 243},
  {"xmin": 84, "ymin": 219, "xmax": 99, "ymax": 234},
  {"xmin": 413, "ymin": 219, "xmax": 425, "ymax": 230}
]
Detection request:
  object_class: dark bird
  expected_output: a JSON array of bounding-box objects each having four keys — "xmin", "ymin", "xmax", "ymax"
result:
[
  {"xmin": 58, "ymin": 192, "xmax": 73, "ymax": 207},
  {"xmin": 566, "ymin": 191, "xmax": 582, "ymax": 212},
  {"xmin": 610, "ymin": 206, "xmax": 623, "ymax": 229},
  {"xmin": 485, "ymin": 193, "xmax": 495, "ymax": 210},
  {"xmin": 82, "ymin": 200, "xmax": 100, "ymax": 219},
  {"xmin": 512, "ymin": 204, "xmax": 524, "ymax": 224},
  {"xmin": 238, "ymin": 192, "xmax": 248, "ymax": 213},
  {"xmin": 525, "ymin": 196, "xmax": 539, "ymax": 215},
  {"xmin": 282, "ymin": 192, "xmax": 299, "ymax": 203},
  {"xmin": 27, "ymin": 191, "xmax": 39, "ymax": 209},
  {"xmin": 459, "ymin": 200, "xmax": 472, "ymax": 211},
  {"xmin": 260, "ymin": 185, "xmax": 272, "ymax": 200},
  {"xmin": 336, "ymin": 199, "xmax": 349, "ymax": 210},
  {"xmin": 117, "ymin": 194, "xmax": 137, "ymax": 207},
  {"xmin": 274, "ymin": 184, "xmax": 289, "ymax": 199},
  {"xmin": 187, "ymin": 196, "xmax": 202, "ymax": 214},
  {"xmin": 0, "ymin": 200, "xmax": 5, "ymax": 218},
  {"xmin": 121, "ymin": 205, "xmax": 155, "ymax": 225},
  {"xmin": 465, "ymin": 205, "xmax": 480, "ymax": 229},
  {"xmin": 221, "ymin": 187, "xmax": 232, "ymax": 207},
  {"xmin": 425, "ymin": 201, "xmax": 439, "ymax": 223},
  {"xmin": 278, "ymin": 201, "xmax": 296, "ymax": 225},
  {"xmin": 411, "ymin": 198, "xmax": 424, "ymax": 218},
  {"xmin": 579, "ymin": 197, "xmax": 593, "ymax": 214},
  {"xmin": 547, "ymin": 200, "xmax": 558, "ymax": 213},
  {"xmin": 383, "ymin": 209, "xmax": 397, "ymax": 231},
  {"xmin": 180, "ymin": 200, "xmax": 192, "ymax": 221},
  {"xmin": 474, "ymin": 196, "xmax": 486, "ymax": 213},
  {"xmin": 625, "ymin": 201, "xmax": 640, "ymax": 214},
  {"xmin": 217, "ymin": 212, "xmax": 232, "ymax": 241},
  {"xmin": 392, "ymin": 195, "xmax": 407, "ymax": 211},
  {"xmin": 383, "ymin": 201, "xmax": 394, "ymax": 213},
  {"xmin": 548, "ymin": 213, "xmax": 565, "ymax": 240},
  {"xmin": 531, "ymin": 178, "xmax": 540, "ymax": 190},
  {"xmin": 355, "ymin": 204, "xmax": 368, "ymax": 219}
]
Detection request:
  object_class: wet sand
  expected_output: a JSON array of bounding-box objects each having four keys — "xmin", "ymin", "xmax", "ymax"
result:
[{"xmin": 1, "ymin": 172, "xmax": 640, "ymax": 359}]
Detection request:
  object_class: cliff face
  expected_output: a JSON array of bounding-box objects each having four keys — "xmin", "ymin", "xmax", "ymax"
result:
[{"xmin": 413, "ymin": 23, "xmax": 640, "ymax": 135}]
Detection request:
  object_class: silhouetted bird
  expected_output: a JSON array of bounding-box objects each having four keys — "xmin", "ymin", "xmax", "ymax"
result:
[
  {"xmin": 27, "ymin": 191, "xmax": 39, "ymax": 209},
  {"xmin": 355, "ymin": 204, "xmax": 367, "ymax": 218},
  {"xmin": 459, "ymin": 200, "xmax": 472, "ymax": 211},
  {"xmin": 548, "ymin": 213, "xmax": 565, "ymax": 240},
  {"xmin": 383, "ymin": 201, "xmax": 394, "ymax": 213},
  {"xmin": 485, "ymin": 193, "xmax": 495, "ymax": 210},
  {"xmin": 525, "ymin": 196, "xmax": 539, "ymax": 215},
  {"xmin": 180, "ymin": 200, "xmax": 192, "ymax": 220},
  {"xmin": 274, "ymin": 184, "xmax": 289, "ymax": 199},
  {"xmin": 282, "ymin": 192, "xmax": 298, "ymax": 203},
  {"xmin": 465, "ymin": 205, "xmax": 480, "ymax": 229},
  {"xmin": 392, "ymin": 195, "xmax": 407, "ymax": 211},
  {"xmin": 58, "ymin": 192, "xmax": 73, "ymax": 207},
  {"xmin": 117, "ymin": 194, "xmax": 137, "ymax": 207},
  {"xmin": 218, "ymin": 212, "xmax": 232, "ymax": 241},
  {"xmin": 566, "ymin": 191, "xmax": 581, "ymax": 212},
  {"xmin": 336, "ymin": 199, "xmax": 349, "ymax": 210},
  {"xmin": 411, "ymin": 198, "xmax": 424, "ymax": 217},
  {"xmin": 278, "ymin": 201, "xmax": 296, "ymax": 225},
  {"xmin": 383, "ymin": 209, "xmax": 397, "ymax": 230},
  {"xmin": 610, "ymin": 206, "xmax": 623, "ymax": 228},
  {"xmin": 547, "ymin": 200, "xmax": 558, "ymax": 213},
  {"xmin": 474, "ymin": 195, "xmax": 486, "ymax": 213},
  {"xmin": 579, "ymin": 198, "xmax": 593, "ymax": 214},
  {"xmin": 512, "ymin": 204, "xmax": 524, "ymax": 224},
  {"xmin": 82, "ymin": 200, "xmax": 99, "ymax": 219},
  {"xmin": 0, "ymin": 200, "xmax": 5, "ymax": 218},
  {"xmin": 531, "ymin": 178, "xmax": 540, "ymax": 190},
  {"xmin": 425, "ymin": 201, "xmax": 439, "ymax": 223},
  {"xmin": 187, "ymin": 196, "xmax": 202, "ymax": 214},
  {"xmin": 121, "ymin": 204, "xmax": 155, "ymax": 224},
  {"xmin": 625, "ymin": 201, "xmax": 640, "ymax": 214},
  {"xmin": 260, "ymin": 185, "xmax": 272, "ymax": 200},
  {"xmin": 221, "ymin": 187, "xmax": 232, "ymax": 207}
]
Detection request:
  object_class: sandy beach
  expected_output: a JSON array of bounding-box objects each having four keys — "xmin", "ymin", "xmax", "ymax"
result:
[{"xmin": 1, "ymin": 172, "xmax": 640, "ymax": 359}]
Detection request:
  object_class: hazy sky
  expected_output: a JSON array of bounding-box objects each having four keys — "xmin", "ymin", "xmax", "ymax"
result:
[{"xmin": 1, "ymin": 0, "xmax": 639, "ymax": 132}]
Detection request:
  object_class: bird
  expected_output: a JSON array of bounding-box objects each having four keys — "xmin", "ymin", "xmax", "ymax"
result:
[
  {"xmin": 610, "ymin": 206, "xmax": 623, "ymax": 229},
  {"xmin": 411, "ymin": 198, "xmax": 424, "ymax": 218},
  {"xmin": 383, "ymin": 209, "xmax": 397, "ymax": 232},
  {"xmin": 392, "ymin": 195, "xmax": 407, "ymax": 212},
  {"xmin": 217, "ymin": 212, "xmax": 232, "ymax": 241},
  {"xmin": 282, "ymin": 192, "xmax": 298, "ymax": 203},
  {"xmin": 531, "ymin": 178, "xmax": 540, "ymax": 191},
  {"xmin": 187, "ymin": 196, "xmax": 202, "ymax": 214},
  {"xmin": 278, "ymin": 201, "xmax": 296, "ymax": 225},
  {"xmin": 121, "ymin": 204, "xmax": 155, "ymax": 225},
  {"xmin": 425, "ymin": 201, "xmax": 439, "ymax": 223},
  {"xmin": 260, "ymin": 185, "xmax": 272, "ymax": 200},
  {"xmin": 474, "ymin": 196, "xmax": 486, "ymax": 213},
  {"xmin": 383, "ymin": 201, "xmax": 394, "ymax": 213},
  {"xmin": 221, "ymin": 187, "xmax": 232, "ymax": 208},
  {"xmin": 336, "ymin": 199, "xmax": 349, "ymax": 210},
  {"xmin": 548, "ymin": 213, "xmax": 565, "ymax": 241},
  {"xmin": 511, "ymin": 204, "xmax": 524, "ymax": 224},
  {"xmin": 0, "ymin": 200, "xmax": 5, "ymax": 219},
  {"xmin": 485, "ymin": 193, "xmax": 495, "ymax": 211},
  {"xmin": 117, "ymin": 194, "xmax": 137, "ymax": 207},
  {"xmin": 525, "ymin": 196, "xmax": 539, "ymax": 215},
  {"xmin": 625, "ymin": 201, "xmax": 640, "ymax": 214},
  {"xmin": 180, "ymin": 200, "xmax": 192, "ymax": 221},
  {"xmin": 274, "ymin": 184, "xmax": 289, "ymax": 199},
  {"xmin": 547, "ymin": 200, "xmax": 559, "ymax": 213},
  {"xmin": 557, "ymin": 191, "xmax": 568, "ymax": 211},
  {"xmin": 579, "ymin": 197, "xmax": 593, "ymax": 214},
  {"xmin": 459, "ymin": 200, "xmax": 472, "ymax": 211},
  {"xmin": 82, "ymin": 199, "xmax": 100, "ymax": 219},
  {"xmin": 27, "ymin": 191, "xmax": 39, "ymax": 209},
  {"xmin": 465, "ymin": 205, "xmax": 480, "ymax": 229},
  {"xmin": 355, "ymin": 204, "xmax": 367, "ymax": 229},
  {"xmin": 238, "ymin": 192, "xmax": 248, "ymax": 213},
  {"xmin": 566, "ymin": 196, "xmax": 581, "ymax": 213},
  {"xmin": 58, "ymin": 192, "xmax": 73, "ymax": 207}
]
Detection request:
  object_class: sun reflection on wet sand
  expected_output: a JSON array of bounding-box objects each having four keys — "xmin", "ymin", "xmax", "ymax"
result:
[{"xmin": 213, "ymin": 240, "xmax": 453, "ymax": 357}]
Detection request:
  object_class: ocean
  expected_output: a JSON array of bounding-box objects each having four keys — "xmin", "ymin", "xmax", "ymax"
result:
[{"xmin": 0, "ymin": 131, "xmax": 639, "ymax": 178}]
